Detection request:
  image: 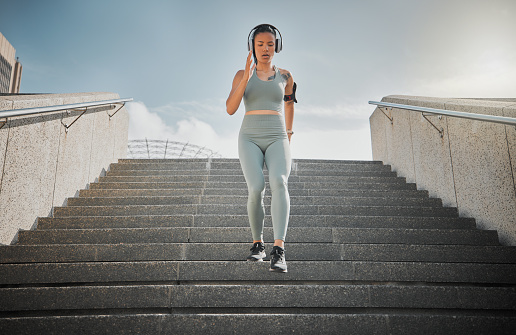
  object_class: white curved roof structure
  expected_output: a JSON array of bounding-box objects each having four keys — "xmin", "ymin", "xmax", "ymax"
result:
[{"xmin": 127, "ymin": 139, "xmax": 223, "ymax": 159}]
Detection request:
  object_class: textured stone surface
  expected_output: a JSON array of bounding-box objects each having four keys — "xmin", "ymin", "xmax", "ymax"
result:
[
  {"xmin": 0, "ymin": 261, "xmax": 179, "ymax": 284},
  {"xmin": 198, "ymin": 195, "xmax": 442, "ymax": 207},
  {"xmin": 0, "ymin": 93, "xmax": 128, "ymax": 245},
  {"xmin": 53, "ymin": 92, "xmax": 120, "ymax": 209},
  {"xmin": 0, "ymin": 285, "xmax": 169, "ymax": 311},
  {"xmin": 2, "ymin": 243, "xmax": 514, "ymax": 264},
  {"xmin": 67, "ymin": 195, "xmax": 202, "ymax": 206},
  {"xmin": 0, "ymin": 314, "xmax": 389, "ymax": 335},
  {"xmin": 105, "ymin": 166, "xmax": 395, "ymax": 178},
  {"xmin": 370, "ymin": 95, "xmax": 516, "ymax": 245},
  {"xmin": 17, "ymin": 227, "xmax": 191, "ymax": 244},
  {"xmin": 404, "ymin": 96, "xmax": 457, "ymax": 207},
  {"xmin": 332, "ymin": 228, "xmax": 499, "ymax": 245},
  {"xmin": 0, "ymin": 96, "xmax": 63, "ymax": 245},
  {"xmin": 445, "ymin": 100, "xmax": 516, "ymax": 245},
  {"xmin": 112, "ymin": 99, "xmax": 129, "ymax": 162},
  {"xmin": 354, "ymin": 261, "xmax": 516, "ymax": 283},
  {"xmin": 36, "ymin": 214, "xmax": 195, "ymax": 229},
  {"xmin": 2, "ymin": 158, "xmax": 515, "ymax": 334},
  {"xmin": 381, "ymin": 96, "xmax": 417, "ymax": 183},
  {"xmin": 0, "ymin": 99, "xmax": 13, "ymax": 243},
  {"xmin": 35, "ymin": 214, "xmax": 477, "ymax": 231},
  {"xmin": 387, "ymin": 315, "xmax": 516, "ymax": 335},
  {"xmin": 177, "ymin": 261, "xmax": 355, "ymax": 281},
  {"xmin": 0, "ymin": 315, "xmax": 163, "ymax": 335},
  {"xmin": 52, "ymin": 106, "xmax": 95, "ymax": 208},
  {"xmin": 1, "ymin": 285, "xmax": 515, "ymax": 312},
  {"xmin": 80, "ymin": 187, "xmax": 205, "ymax": 197},
  {"xmin": 1, "ymin": 314, "xmax": 514, "ymax": 335},
  {"xmin": 503, "ymin": 104, "xmax": 516, "ymax": 244},
  {"xmin": 87, "ymin": 94, "xmax": 117, "ymax": 183},
  {"xmin": 369, "ymin": 105, "xmax": 388, "ymax": 163},
  {"xmin": 111, "ymin": 161, "xmax": 207, "ymax": 170},
  {"xmin": 340, "ymin": 244, "xmax": 516, "ymax": 263},
  {"xmin": 0, "ymin": 98, "xmax": 13, "ymax": 191}
]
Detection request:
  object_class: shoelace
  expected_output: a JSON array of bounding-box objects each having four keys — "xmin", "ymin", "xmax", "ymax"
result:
[
  {"xmin": 250, "ymin": 242, "xmax": 264, "ymax": 252},
  {"xmin": 270, "ymin": 248, "xmax": 285, "ymax": 262}
]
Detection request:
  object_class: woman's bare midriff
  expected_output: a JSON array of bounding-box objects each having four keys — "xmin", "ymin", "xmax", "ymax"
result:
[{"xmin": 245, "ymin": 110, "xmax": 281, "ymax": 115}]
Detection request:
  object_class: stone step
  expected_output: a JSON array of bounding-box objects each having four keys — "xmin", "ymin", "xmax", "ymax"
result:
[
  {"xmin": 1, "ymin": 285, "xmax": 514, "ymax": 312},
  {"xmin": 2, "ymin": 243, "xmax": 514, "ymax": 264},
  {"xmin": 116, "ymin": 158, "xmax": 385, "ymax": 164},
  {"xmin": 98, "ymin": 175, "xmax": 407, "ymax": 184},
  {"xmin": 1, "ymin": 261, "xmax": 515, "ymax": 285},
  {"xmin": 118, "ymin": 158, "xmax": 215, "ymax": 163},
  {"xmin": 66, "ymin": 195, "xmax": 443, "ymax": 208},
  {"xmin": 36, "ymin": 215, "xmax": 478, "ymax": 230},
  {"xmin": 4, "ymin": 155, "xmax": 513, "ymax": 335},
  {"xmin": 112, "ymin": 161, "xmax": 209, "ymax": 171},
  {"xmin": 106, "ymin": 169, "xmax": 398, "ymax": 177},
  {"xmin": 116, "ymin": 158, "xmax": 383, "ymax": 164},
  {"xmin": 111, "ymin": 159, "xmax": 389, "ymax": 171},
  {"xmin": 89, "ymin": 181, "xmax": 418, "ymax": 190},
  {"xmin": 200, "ymin": 195, "xmax": 442, "ymax": 207},
  {"xmin": 79, "ymin": 188, "xmax": 431, "ymax": 198},
  {"xmin": 107, "ymin": 164, "xmax": 393, "ymax": 174},
  {"xmin": 51, "ymin": 204, "xmax": 459, "ymax": 217},
  {"xmin": 0, "ymin": 314, "xmax": 514, "ymax": 335},
  {"xmin": 17, "ymin": 227, "xmax": 498, "ymax": 245}
]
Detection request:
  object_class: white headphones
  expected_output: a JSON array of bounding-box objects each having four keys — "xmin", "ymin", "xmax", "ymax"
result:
[{"xmin": 247, "ymin": 24, "xmax": 283, "ymax": 53}]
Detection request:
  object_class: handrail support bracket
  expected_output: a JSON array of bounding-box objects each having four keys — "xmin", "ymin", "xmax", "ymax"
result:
[
  {"xmin": 422, "ymin": 113, "xmax": 444, "ymax": 138},
  {"xmin": 61, "ymin": 107, "xmax": 88, "ymax": 132},
  {"xmin": 378, "ymin": 107, "xmax": 393, "ymax": 124},
  {"xmin": 107, "ymin": 103, "xmax": 125, "ymax": 119},
  {"xmin": 0, "ymin": 118, "xmax": 7, "ymax": 130}
]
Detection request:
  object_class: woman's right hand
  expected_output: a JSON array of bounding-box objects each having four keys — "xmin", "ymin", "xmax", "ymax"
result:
[
  {"xmin": 243, "ymin": 50, "xmax": 255, "ymax": 82},
  {"xmin": 226, "ymin": 51, "xmax": 255, "ymax": 115}
]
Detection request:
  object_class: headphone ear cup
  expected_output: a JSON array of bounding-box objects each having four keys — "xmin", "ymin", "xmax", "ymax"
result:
[
  {"xmin": 276, "ymin": 38, "xmax": 281, "ymax": 53},
  {"xmin": 248, "ymin": 29, "xmax": 254, "ymax": 52}
]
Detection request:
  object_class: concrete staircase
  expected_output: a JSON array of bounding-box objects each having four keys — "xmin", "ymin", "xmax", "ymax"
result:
[{"xmin": 1, "ymin": 158, "xmax": 515, "ymax": 334}]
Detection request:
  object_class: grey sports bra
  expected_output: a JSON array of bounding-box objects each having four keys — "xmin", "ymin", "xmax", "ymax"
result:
[{"xmin": 243, "ymin": 66, "xmax": 286, "ymax": 113}]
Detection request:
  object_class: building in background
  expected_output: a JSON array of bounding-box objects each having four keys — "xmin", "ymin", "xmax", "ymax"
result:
[{"xmin": 0, "ymin": 32, "xmax": 22, "ymax": 94}]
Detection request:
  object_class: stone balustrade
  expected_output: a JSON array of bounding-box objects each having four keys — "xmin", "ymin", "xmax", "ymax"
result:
[
  {"xmin": 370, "ymin": 95, "xmax": 516, "ymax": 245},
  {"xmin": 0, "ymin": 92, "xmax": 129, "ymax": 244}
]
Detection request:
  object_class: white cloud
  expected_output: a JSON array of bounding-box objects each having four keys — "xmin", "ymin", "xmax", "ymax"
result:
[
  {"xmin": 127, "ymin": 101, "xmax": 175, "ymax": 140},
  {"xmin": 126, "ymin": 101, "xmax": 239, "ymax": 157},
  {"xmin": 127, "ymin": 100, "xmax": 374, "ymax": 160}
]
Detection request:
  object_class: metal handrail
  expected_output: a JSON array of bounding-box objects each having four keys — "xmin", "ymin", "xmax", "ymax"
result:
[
  {"xmin": 0, "ymin": 98, "xmax": 133, "ymax": 119},
  {"xmin": 369, "ymin": 101, "xmax": 516, "ymax": 126}
]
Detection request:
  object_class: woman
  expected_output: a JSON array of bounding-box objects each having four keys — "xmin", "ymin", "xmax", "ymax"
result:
[{"xmin": 226, "ymin": 24, "xmax": 296, "ymax": 273}]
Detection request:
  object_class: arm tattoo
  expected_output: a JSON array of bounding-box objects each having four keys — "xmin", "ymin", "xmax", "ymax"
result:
[{"xmin": 281, "ymin": 72, "xmax": 291, "ymax": 83}]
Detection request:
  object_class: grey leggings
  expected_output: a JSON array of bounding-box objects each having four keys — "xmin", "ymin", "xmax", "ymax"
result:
[{"xmin": 238, "ymin": 114, "xmax": 292, "ymax": 242}]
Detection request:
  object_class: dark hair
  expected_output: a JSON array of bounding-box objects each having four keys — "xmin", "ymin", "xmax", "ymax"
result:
[{"xmin": 250, "ymin": 24, "xmax": 277, "ymax": 64}]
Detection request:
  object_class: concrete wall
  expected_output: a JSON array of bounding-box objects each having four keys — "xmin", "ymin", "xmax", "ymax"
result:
[
  {"xmin": 370, "ymin": 95, "xmax": 516, "ymax": 246},
  {"xmin": 0, "ymin": 92, "xmax": 129, "ymax": 245}
]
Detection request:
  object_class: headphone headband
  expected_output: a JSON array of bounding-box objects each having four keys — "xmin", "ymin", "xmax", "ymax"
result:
[{"xmin": 247, "ymin": 23, "xmax": 283, "ymax": 53}]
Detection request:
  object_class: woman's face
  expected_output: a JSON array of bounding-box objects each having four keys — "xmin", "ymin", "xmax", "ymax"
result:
[{"xmin": 253, "ymin": 32, "xmax": 275, "ymax": 63}]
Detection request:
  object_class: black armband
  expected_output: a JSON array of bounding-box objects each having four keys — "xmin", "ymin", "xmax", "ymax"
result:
[{"xmin": 284, "ymin": 82, "xmax": 297, "ymax": 103}]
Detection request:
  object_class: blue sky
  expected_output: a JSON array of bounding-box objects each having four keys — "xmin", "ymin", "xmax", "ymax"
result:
[{"xmin": 1, "ymin": 0, "xmax": 515, "ymax": 159}]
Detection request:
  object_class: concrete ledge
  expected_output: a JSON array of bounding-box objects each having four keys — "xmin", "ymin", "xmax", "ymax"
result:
[
  {"xmin": 370, "ymin": 95, "xmax": 516, "ymax": 245},
  {"xmin": 0, "ymin": 93, "xmax": 129, "ymax": 244}
]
